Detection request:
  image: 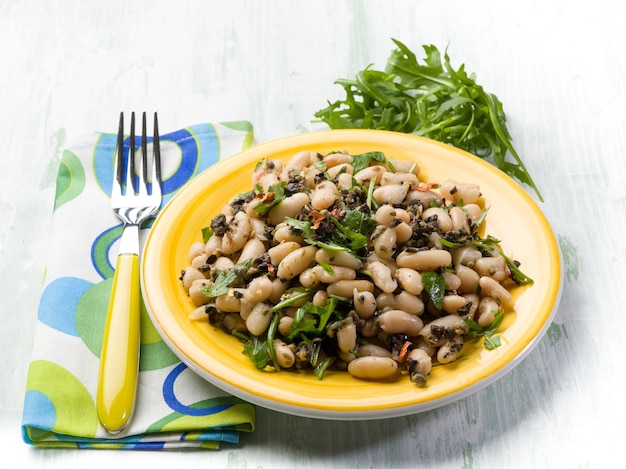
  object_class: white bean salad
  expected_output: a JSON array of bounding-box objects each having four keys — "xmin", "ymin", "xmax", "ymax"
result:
[{"xmin": 180, "ymin": 150, "xmax": 533, "ymax": 386}]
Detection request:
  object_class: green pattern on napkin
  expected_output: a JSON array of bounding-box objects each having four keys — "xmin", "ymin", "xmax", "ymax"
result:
[{"xmin": 22, "ymin": 121, "xmax": 255, "ymax": 450}]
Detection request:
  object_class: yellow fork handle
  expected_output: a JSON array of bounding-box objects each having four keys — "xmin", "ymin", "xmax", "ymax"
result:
[{"xmin": 97, "ymin": 253, "xmax": 140, "ymax": 434}]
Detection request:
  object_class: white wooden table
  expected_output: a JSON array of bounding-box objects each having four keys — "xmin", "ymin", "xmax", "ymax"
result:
[{"xmin": 2, "ymin": 1, "xmax": 622, "ymax": 467}]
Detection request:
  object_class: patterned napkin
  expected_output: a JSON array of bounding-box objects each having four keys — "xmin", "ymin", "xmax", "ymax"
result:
[{"xmin": 22, "ymin": 120, "xmax": 256, "ymax": 449}]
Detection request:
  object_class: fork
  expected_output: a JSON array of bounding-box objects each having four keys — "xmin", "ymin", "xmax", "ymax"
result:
[{"xmin": 97, "ymin": 111, "xmax": 162, "ymax": 434}]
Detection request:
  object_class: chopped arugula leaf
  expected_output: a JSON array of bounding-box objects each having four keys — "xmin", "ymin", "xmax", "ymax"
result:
[
  {"xmin": 422, "ymin": 271, "xmax": 445, "ymax": 309},
  {"xmin": 266, "ymin": 313, "xmax": 280, "ymax": 370},
  {"xmin": 286, "ymin": 297, "xmax": 339, "ymax": 341},
  {"xmin": 273, "ymin": 287, "xmax": 317, "ymax": 310},
  {"xmin": 241, "ymin": 334, "xmax": 270, "ymax": 369},
  {"xmin": 500, "ymin": 251, "xmax": 534, "ymax": 285},
  {"xmin": 256, "ymin": 181, "xmax": 287, "ymax": 216},
  {"xmin": 202, "ymin": 258, "xmax": 252, "ymax": 298},
  {"xmin": 313, "ymin": 356, "xmax": 334, "ymax": 380},
  {"xmin": 465, "ymin": 310, "xmax": 505, "ymax": 350},
  {"xmin": 201, "ymin": 226, "xmax": 213, "ymax": 244},
  {"xmin": 351, "ymin": 151, "xmax": 393, "ymax": 173}
]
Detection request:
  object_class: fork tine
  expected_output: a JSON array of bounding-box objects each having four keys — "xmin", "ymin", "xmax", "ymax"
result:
[
  {"xmin": 141, "ymin": 111, "xmax": 148, "ymax": 193},
  {"xmin": 128, "ymin": 112, "xmax": 137, "ymax": 194},
  {"xmin": 115, "ymin": 112, "xmax": 124, "ymax": 189},
  {"xmin": 152, "ymin": 112, "xmax": 161, "ymax": 195}
]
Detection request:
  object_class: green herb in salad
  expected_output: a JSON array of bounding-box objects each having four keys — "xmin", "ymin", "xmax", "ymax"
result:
[
  {"xmin": 314, "ymin": 38, "xmax": 542, "ymax": 201},
  {"xmin": 465, "ymin": 309, "xmax": 505, "ymax": 350}
]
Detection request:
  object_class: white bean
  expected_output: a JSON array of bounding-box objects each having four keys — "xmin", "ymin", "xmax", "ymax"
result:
[
  {"xmin": 222, "ymin": 211, "xmax": 251, "ymax": 255},
  {"xmin": 312, "ymin": 290, "xmax": 328, "ymax": 307},
  {"xmin": 394, "ymin": 221, "xmax": 413, "ymax": 244},
  {"xmin": 268, "ymin": 278, "xmax": 289, "ymax": 304},
  {"xmin": 380, "ymin": 171, "xmax": 419, "ymax": 188},
  {"xmin": 477, "ymin": 296, "xmax": 500, "ymax": 327},
  {"xmin": 440, "ymin": 180, "xmax": 481, "ymax": 204},
  {"xmin": 188, "ymin": 242, "xmax": 205, "ymax": 262},
  {"xmin": 244, "ymin": 276, "xmax": 274, "ymax": 303},
  {"xmin": 298, "ymin": 268, "xmax": 321, "ymax": 288},
  {"xmin": 452, "ymin": 245, "xmax": 482, "ymax": 268},
  {"xmin": 479, "ymin": 276, "xmax": 513, "ymax": 304},
  {"xmin": 441, "ymin": 294, "xmax": 470, "ymax": 315},
  {"xmin": 323, "ymin": 152, "xmax": 352, "ymax": 168},
  {"xmin": 449, "ymin": 206, "xmax": 470, "ymax": 233},
  {"xmin": 396, "ymin": 249, "xmax": 452, "ymax": 271},
  {"xmin": 455, "ymin": 264, "xmax": 480, "ymax": 294},
  {"xmin": 268, "ymin": 241, "xmax": 301, "ymax": 265},
  {"xmin": 337, "ymin": 319, "xmax": 357, "ymax": 353},
  {"xmin": 406, "ymin": 188, "xmax": 442, "ymax": 207},
  {"xmin": 181, "ymin": 266, "xmax": 205, "ymax": 291},
  {"xmin": 272, "ymin": 222, "xmax": 305, "ymax": 244},
  {"xmin": 437, "ymin": 336, "xmax": 464, "ymax": 364},
  {"xmin": 204, "ymin": 234, "xmax": 222, "ymax": 256},
  {"xmin": 421, "ymin": 207, "xmax": 453, "ymax": 232},
  {"xmin": 326, "ymin": 280, "xmax": 375, "ymax": 298},
  {"xmin": 356, "ymin": 344, "xmax": 393, "ymax": 358},
  {"xmin": 188, "ymin": 279, "xmax": 211, "ymax": 306},
  {"xmin": 354, "ymin": 165, "xmax": 385, "ymax": 185},
  {"xmin": 366, "ymin": 260, "xmax": 397, "ymax": 293},
  {"xmin": 347, "ymin": 356, "xmax": 399, "ymax": 380},
  {"xmin": 249, "ymin": 216, "xmax": 269, "ymax": 240},
  {"xmin": 442, "ymin": 272, "xmax": 462, "ymax": 291},
  {"xmin": 311, "ymin": 180, "xmax": 339, "ymax": 210},
  {"xmin": 315, "ymin": 249, "xmax": 363, "ymax": 270},
  {"xmin": 474, "ymin": 256, "xmax": 509, "ymax": 282},
  {"xmin": 274, "ymin": 340, "xmax": 296, "ymax": 368},
  {"xmin": 377, "ymin": 309, "xmax": 424, "ymax": 336},
  {"xmin": 393, "ymin": 268, "xmax": 423, "ymax": 295},
  {"xmin": 327, "ymin": 163, "xmax": 354, "ymax": 180},
  {"xmin": 277, "ymin": 245, "xmax": 317, "ymax": 280},
  {"xmin": 406, "ymin": 348, "xmax": 432, "ymax": 387},
  {"xmin": 278, "ymin": 315, "xmax": 294, "ymax": 336},
  {"xmin": 394, "ymin": 291, "xmax": 424, "ymax": 316},
  {"xmin": 353, "ymin": 289, "xmax": 377, "ymax": 319},
  {"xmin": 245, "ymin": 302, "xmax": 273, "ymax": 336},
  {"xmin": 237, "ymin": 238, "xmax": 266, "ymax": 263},
  {"xmin": 215, "ymin": 290, "xmax": 242, "ymax": 312},
  {"xmin": 311, "ymin": 264, "xmax": 356, "ymax": 283},
  {"xmin": 268, "ymin": 192, "xmax": 310, "ymax": 226},
  {"xmin": 373, "ymin": 184, "xmax": 408, "ymax": 205},
  {"xmin": 372, "ymin": 227, "xmax": 397, "ymax": 260}
]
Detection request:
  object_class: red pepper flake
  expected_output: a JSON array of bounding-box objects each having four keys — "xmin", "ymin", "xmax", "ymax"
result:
[
  {"xmin": 309, "ymin": 210, "xmax": 326, "ymax": 230},
  {"xmin": 260, "ymin": 191, "xmax": 275, "ymax": 204},
  {"xmin": 416, "ymin": 182, "xmax": 438, "ymax": 192},
  {"xmin": 398, "ymin": 340, "xmax": 413, "ymax": 363},
  {"xmin": 330, "ymin": 208, "xmax": 345, "ymax": 218}
]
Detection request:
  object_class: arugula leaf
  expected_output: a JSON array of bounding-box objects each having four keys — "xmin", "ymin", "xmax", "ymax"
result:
[
  {"xmin": 421, "ymin": 271, "xmax": 445, "ymax": 309},
  {"xmin": 256, "ymin": 181, "xmax": 287, "ymax": 216},
  {"xmin": 313, "ymin": 356, "xmax": 334, "ymax": 380},
  {"xmin": 202, "ymin": 258, "xmax": 252, "ymax": 298},
  {"xmin": 285, "ymin": 210, "xmax": 377, "ymax": 255},
  {"xmin": 465, "ymin": 310, "xmax": 505, "ymax": 350},
  {"xmin": 351, "ymin": 151, "xmax": 393, "ymax": 173},
  {"xmin": 500, "ymin": 251, "xmax": 534, "ymax": 286},
  {"xmin": 343, "ymin": 209, "xmax": 378, "ymax": 237},
  {"xmin": 314, "ymin": 38, "xmax": 543, "ymax": 201},
  {"xmin": 266, "ymin": 313, "xmax": 280, "ymax": 370},
  {"xmin": 201, "ymin": 226, "xmax": 213, "ymax": 244},
  {"xmin": 241, "ymin": 334, "xmax": 270, "ymax": 369},
  {"xmin": 286, "ymin": 297, "xmax": 339, "ymax": 341}
]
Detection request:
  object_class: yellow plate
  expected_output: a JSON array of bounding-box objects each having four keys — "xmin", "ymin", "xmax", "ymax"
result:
[{"xmin": 141, "ymin": 129, "xmax": 562, "ymax": 420}]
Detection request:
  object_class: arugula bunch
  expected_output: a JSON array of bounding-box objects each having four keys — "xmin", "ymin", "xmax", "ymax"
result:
[{"xmin": 314, "ymin": 39, "xmax": 542, "ymax": 201}]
